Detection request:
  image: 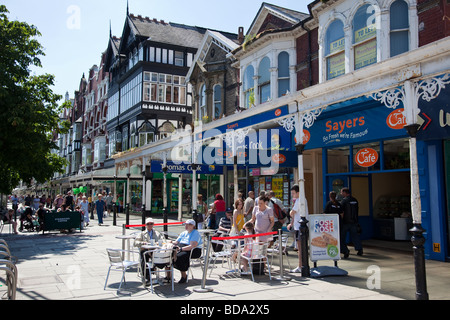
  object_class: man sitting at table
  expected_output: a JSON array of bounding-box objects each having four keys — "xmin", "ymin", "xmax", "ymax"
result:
[{"xmin": 134, "ymin": 218, "xmax": 164, "ymax": 285}]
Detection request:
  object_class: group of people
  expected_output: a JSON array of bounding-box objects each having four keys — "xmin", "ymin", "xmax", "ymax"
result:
[
  {"xmin": 324, "ymin": 187, "xmax": 363, "ymax": 259},
  {"xmin": 5, "ymin": 190, "xmax": 119, "ymax": 233},
  {"xmin": 134, "ymin": 217, "xmax": 202, "ymax": 285}
]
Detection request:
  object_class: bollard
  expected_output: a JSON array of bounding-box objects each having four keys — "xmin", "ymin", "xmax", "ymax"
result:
[
  {"xmin": 141, "ymin": 203, "xmax": 146, "ymax": 231},
  {"xmin": 193, "ymin": 234, "xmax": 214, "ymax": 293},
  {"xmin": 113, "ymin": 203, "xmax": 117, "ymax": 226},
  {"xmin": 274, "ymin": 229, "xmax": 291, "ymax": 281},
  {"xmin": 299, "ymin": 216, "xmax": 310, "ymax": 278},
  {"xmin": 125, "ymin": 204, "xmax": 130, "ymax": 230},
  {"xmin": 163, "ymin": 207, "xmax": 168, "ymax": 237}
]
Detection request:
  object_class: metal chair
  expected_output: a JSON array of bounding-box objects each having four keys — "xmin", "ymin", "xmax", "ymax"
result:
[
  {"xmin": 240, "ymin": 241, "xmax": 272, "ymax": 282},
  {"xmin": 145, "ymin": 248, "xmax": 174, "ymax": 293},
  {"xmin": 104, "ymin": 248, "xmax": 140, "ymax": 293},
  {"xmin": 267, "ymin": 234, "xmax": 291, "ymax": 270},
  {"xmin": 0, "ymin": 220, "xmax": 12, "ymax": 234},
  {"xmin": 187, "ymin": 245, "xmax": 203, "ymax": 283},
  {"xmin": 0, "ymin": 259, "xmax": 18, "ymax": 300},
  {"xmin": 209, "ymin": 239, "xmax": 237, "ymax": 277}
]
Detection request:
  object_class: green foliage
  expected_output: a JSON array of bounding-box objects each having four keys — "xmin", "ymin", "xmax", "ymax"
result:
[{"xmin": 0, "ymin": 5, "xmax": 68, "ymax": 194}]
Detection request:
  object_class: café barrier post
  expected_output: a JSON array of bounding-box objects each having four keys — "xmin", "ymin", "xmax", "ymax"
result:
[
  {"xmin": 112, "ymin": 203, "xmax": 117, "ymax": 226},
  {"xmin": 274, "ymin": 229, "xmax": 291, "ymax": 281},
  {"xmin": 194, "ymin": 234, "xmax": 214, "ymax": 293}
]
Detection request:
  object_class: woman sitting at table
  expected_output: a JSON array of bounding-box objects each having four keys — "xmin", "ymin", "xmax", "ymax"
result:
[
  {"xmin": 134, "ymin": 218, "xmax": 165, "ymax": 285},
  {"xmin": 170, "ymin": 219, "xmax": 202, "ymax": 284}
]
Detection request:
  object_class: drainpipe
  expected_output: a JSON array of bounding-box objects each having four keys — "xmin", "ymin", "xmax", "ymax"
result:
[{"xmin": 301, "ymin": 22, "xmax": 313, "ymax": 87}]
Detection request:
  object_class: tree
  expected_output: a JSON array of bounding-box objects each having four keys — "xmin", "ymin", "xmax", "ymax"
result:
[{"xmin": 0, "ymin": 5, "xmax": 69, "ymax": 194}]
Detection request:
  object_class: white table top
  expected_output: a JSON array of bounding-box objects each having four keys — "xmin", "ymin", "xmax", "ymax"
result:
[{"xmin": 115, "ymin": 235, "xmax": 136, "ymax": 239}]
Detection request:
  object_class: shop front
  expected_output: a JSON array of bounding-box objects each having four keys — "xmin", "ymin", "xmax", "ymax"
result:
[
  {"xmin": 305, "ymin": 96, "xmax": 412, "ymax": 242},
  {"xmin": 415, "ymin": 77, "xmax": 450, "ymax": 261},
  {"xmin": 149, "ymin": 160, "xmax": 223, "ymax": 217}
]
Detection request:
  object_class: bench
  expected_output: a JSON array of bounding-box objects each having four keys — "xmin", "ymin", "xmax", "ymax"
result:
[{"xmin": 42, "ymin": 211, "xmax": 82, "ymax": 234}]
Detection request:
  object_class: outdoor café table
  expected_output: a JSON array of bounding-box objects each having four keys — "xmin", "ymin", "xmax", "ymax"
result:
[{"xmin": 115, "ymin": 234, "xmax": 136, "ymax": 260}]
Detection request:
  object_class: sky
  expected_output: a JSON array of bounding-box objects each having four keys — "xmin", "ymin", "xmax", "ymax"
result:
[{"xmin": 3, "ymin": 0, "xmax": 311, "ymax": 101}]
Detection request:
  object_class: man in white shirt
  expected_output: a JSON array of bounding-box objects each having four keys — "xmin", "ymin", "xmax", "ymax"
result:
[{"xmin": 287, "ymin": 185, "xmax": 309, "ymax": 273}]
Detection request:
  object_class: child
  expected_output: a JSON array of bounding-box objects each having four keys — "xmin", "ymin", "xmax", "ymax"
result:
[{"xmin": 240, "ymin": 221, "xmax": 257, "ymax": 274}]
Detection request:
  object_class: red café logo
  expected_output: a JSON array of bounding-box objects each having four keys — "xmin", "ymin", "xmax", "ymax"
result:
[
  {"xmin": 275, "ymin": 109, "xmax": 282, "ymax": 117},
  {"xmin": 387, "ymin": 108, "xmax": 407, "ymax": 130},
  {"xmin": 272, "ymin": 153, "xmax": 286, "ymax": 164},
  {"xmin": 355, "ymin": 148, "xmax": 379, "ymax": 168},
  {"xmin": 294, "ymin": 130, "xmax": 311, "ymax": 145}
]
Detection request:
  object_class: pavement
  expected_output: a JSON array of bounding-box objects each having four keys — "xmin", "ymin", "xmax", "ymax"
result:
[{"xmin": 1, "ymin": 212, "xmax": 449, "ymax": 302}]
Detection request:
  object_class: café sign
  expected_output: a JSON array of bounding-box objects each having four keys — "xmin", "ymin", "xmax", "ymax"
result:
[{"xmin": 355, "ymin": 148, "xmax": 379, "ymax": 168}]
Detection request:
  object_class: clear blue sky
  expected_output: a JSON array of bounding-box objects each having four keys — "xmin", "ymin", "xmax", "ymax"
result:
[{"xmin": 3, "ymin": 0, "xmax": 310, "ymax": 101}]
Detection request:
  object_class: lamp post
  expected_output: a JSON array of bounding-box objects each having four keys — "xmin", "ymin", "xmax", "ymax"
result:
[{"xmin": 405, "ymin": 123, "xmax": 429, "ymax": 300}]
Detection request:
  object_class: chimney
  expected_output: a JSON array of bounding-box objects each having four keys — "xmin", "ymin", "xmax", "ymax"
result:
[{"xmin": 238, "ymin": 27, "xmax": 244, "ymax": 44}]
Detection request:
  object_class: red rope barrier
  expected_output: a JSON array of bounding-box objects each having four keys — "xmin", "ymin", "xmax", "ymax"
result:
[
  {"xmin": 211, "ymin": 231, "xmax": 277, "ymax": 241},
  {"xmin": 125, "ymin": 222, "xmax": 185, "ymax": 228}
]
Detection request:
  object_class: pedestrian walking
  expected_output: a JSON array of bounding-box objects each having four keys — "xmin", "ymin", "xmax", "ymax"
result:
[
  {"xmin": 80, "ymin": 196, "xmax": 90, "ymax": 227},
  {"xmin": 243, "ymin": 191, "xmax": 255, "ymax": 222},
  {"xmin": 95, "ymin": 194, "xmax": 106, "ymax": 226},
  {"xmin": 340, "ymin": 187, "xmax": 363, "ymax": 258}
]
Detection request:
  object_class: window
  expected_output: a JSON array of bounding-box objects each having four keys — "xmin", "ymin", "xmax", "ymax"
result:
[
  {"xmin": 213, "ymin": 85, "xmax": 222, "ymax": 119},
  {"xmin": 243, "ymin": 65, "xmax": 254, "ymax": 108},
  {"xmin": 326, "ymin": 20, "xmax": 345, "ymax": 80},
  {"xmin": 258, "ymin": 57, "xmax": 271, "ymax": 103},
  {"xmin": 94, "ymin": 137, "xmax": 106, "ymax": 163},
  {"xmin": 353, "ymin": 4, "xmax": 377, "ymax": 70},
  {"xmin": 149, "ymin": 47, "xmax": 155, "ymax": 62},
  {"xmin": 278, "ymin": 52, "xmax": 290, "ymax": 97},
  {"xmin": 175, "ymin": 51, "xmax": 184, "ymax": 66},
  {"xmin": 120, "ymin": 74, "xmax": 142, "ymax": 112},
  {"xmin": 122, "ymin": 126, "xmax": 129, "ymax": 151},
  {"xmin": 390, "ymin": 0, "xmax": 409, "ymax": 57},
  {"xmin": 199, "ymin": 84, "xmax": 207, "ymax": 120},
  {"xmin": 138, "ymin": 122, "xmax": 155, "ymax": 147}
]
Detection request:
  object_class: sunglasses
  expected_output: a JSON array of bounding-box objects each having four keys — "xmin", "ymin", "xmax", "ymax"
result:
[{"xmin": 146, "ymin": 223, "xmax": 154, "ymax": 226}]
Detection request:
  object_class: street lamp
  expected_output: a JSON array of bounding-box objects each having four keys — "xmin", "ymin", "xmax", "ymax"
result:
[{"xmin": 405, "ymin": 123, "xmax": 429, "ymax": 300}]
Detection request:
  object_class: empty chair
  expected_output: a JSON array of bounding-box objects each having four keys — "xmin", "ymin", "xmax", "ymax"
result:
[
  {"xmin": 267, "ymin": 234, "xmax": 291, "ymax": 270},
  {"xmin": 146, "ymin": 248, "xmax": 174, "ymax": 293},
  {"xmin": 209, "ymin": 240, "xmax": 237, "ymax": 277},
  {"xmin": 104, "ymin": 248, "xmax": 140, "ymax": 293}
]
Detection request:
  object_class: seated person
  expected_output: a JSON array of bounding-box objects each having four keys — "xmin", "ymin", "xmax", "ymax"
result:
[
  {"xmin": 19, "ymin": 206, "xmax": 34, "ymax": 232},
  {"xmin": 134, "ymin": 218, "xmax": 164, "ymax": 285},
  {"xmin": 36, "ymin": 204, "xmax": 48, "ymax": 232},
  {"xmin": 240, "ymin": 221, "xmax": 257, "ymax": 274},
  {"xmin": 3, "ymin": 209, "xmax": 18, "ymax": 234},
  {"xmin": 211, "ymin": 209, "xmax": 233, "ymax": 252},
  {"xmin": 169, "ymin": 219, "xmax": 202, "ymax": 284}
]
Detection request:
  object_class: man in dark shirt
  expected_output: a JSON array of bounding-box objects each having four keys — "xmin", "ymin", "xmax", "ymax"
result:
[{"xmin": 340, "ymin": 188, "xmax": 363, "ymax": 259}]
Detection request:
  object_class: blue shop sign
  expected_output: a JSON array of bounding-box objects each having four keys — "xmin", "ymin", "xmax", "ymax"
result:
[
  {"xmin": 417, "ymin": 84, "xmax": 450, "ymax": 140},
  {"xmin": 305, "ymin": 103, "xmax": 408, "ymax": 150},
  {"xmin": 196, "ymin": 105, "xmax": 290, "ymax": 140},
  {"xmin": 150, "ymin": 161, "xmax": 223, "ymax": 175}
]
